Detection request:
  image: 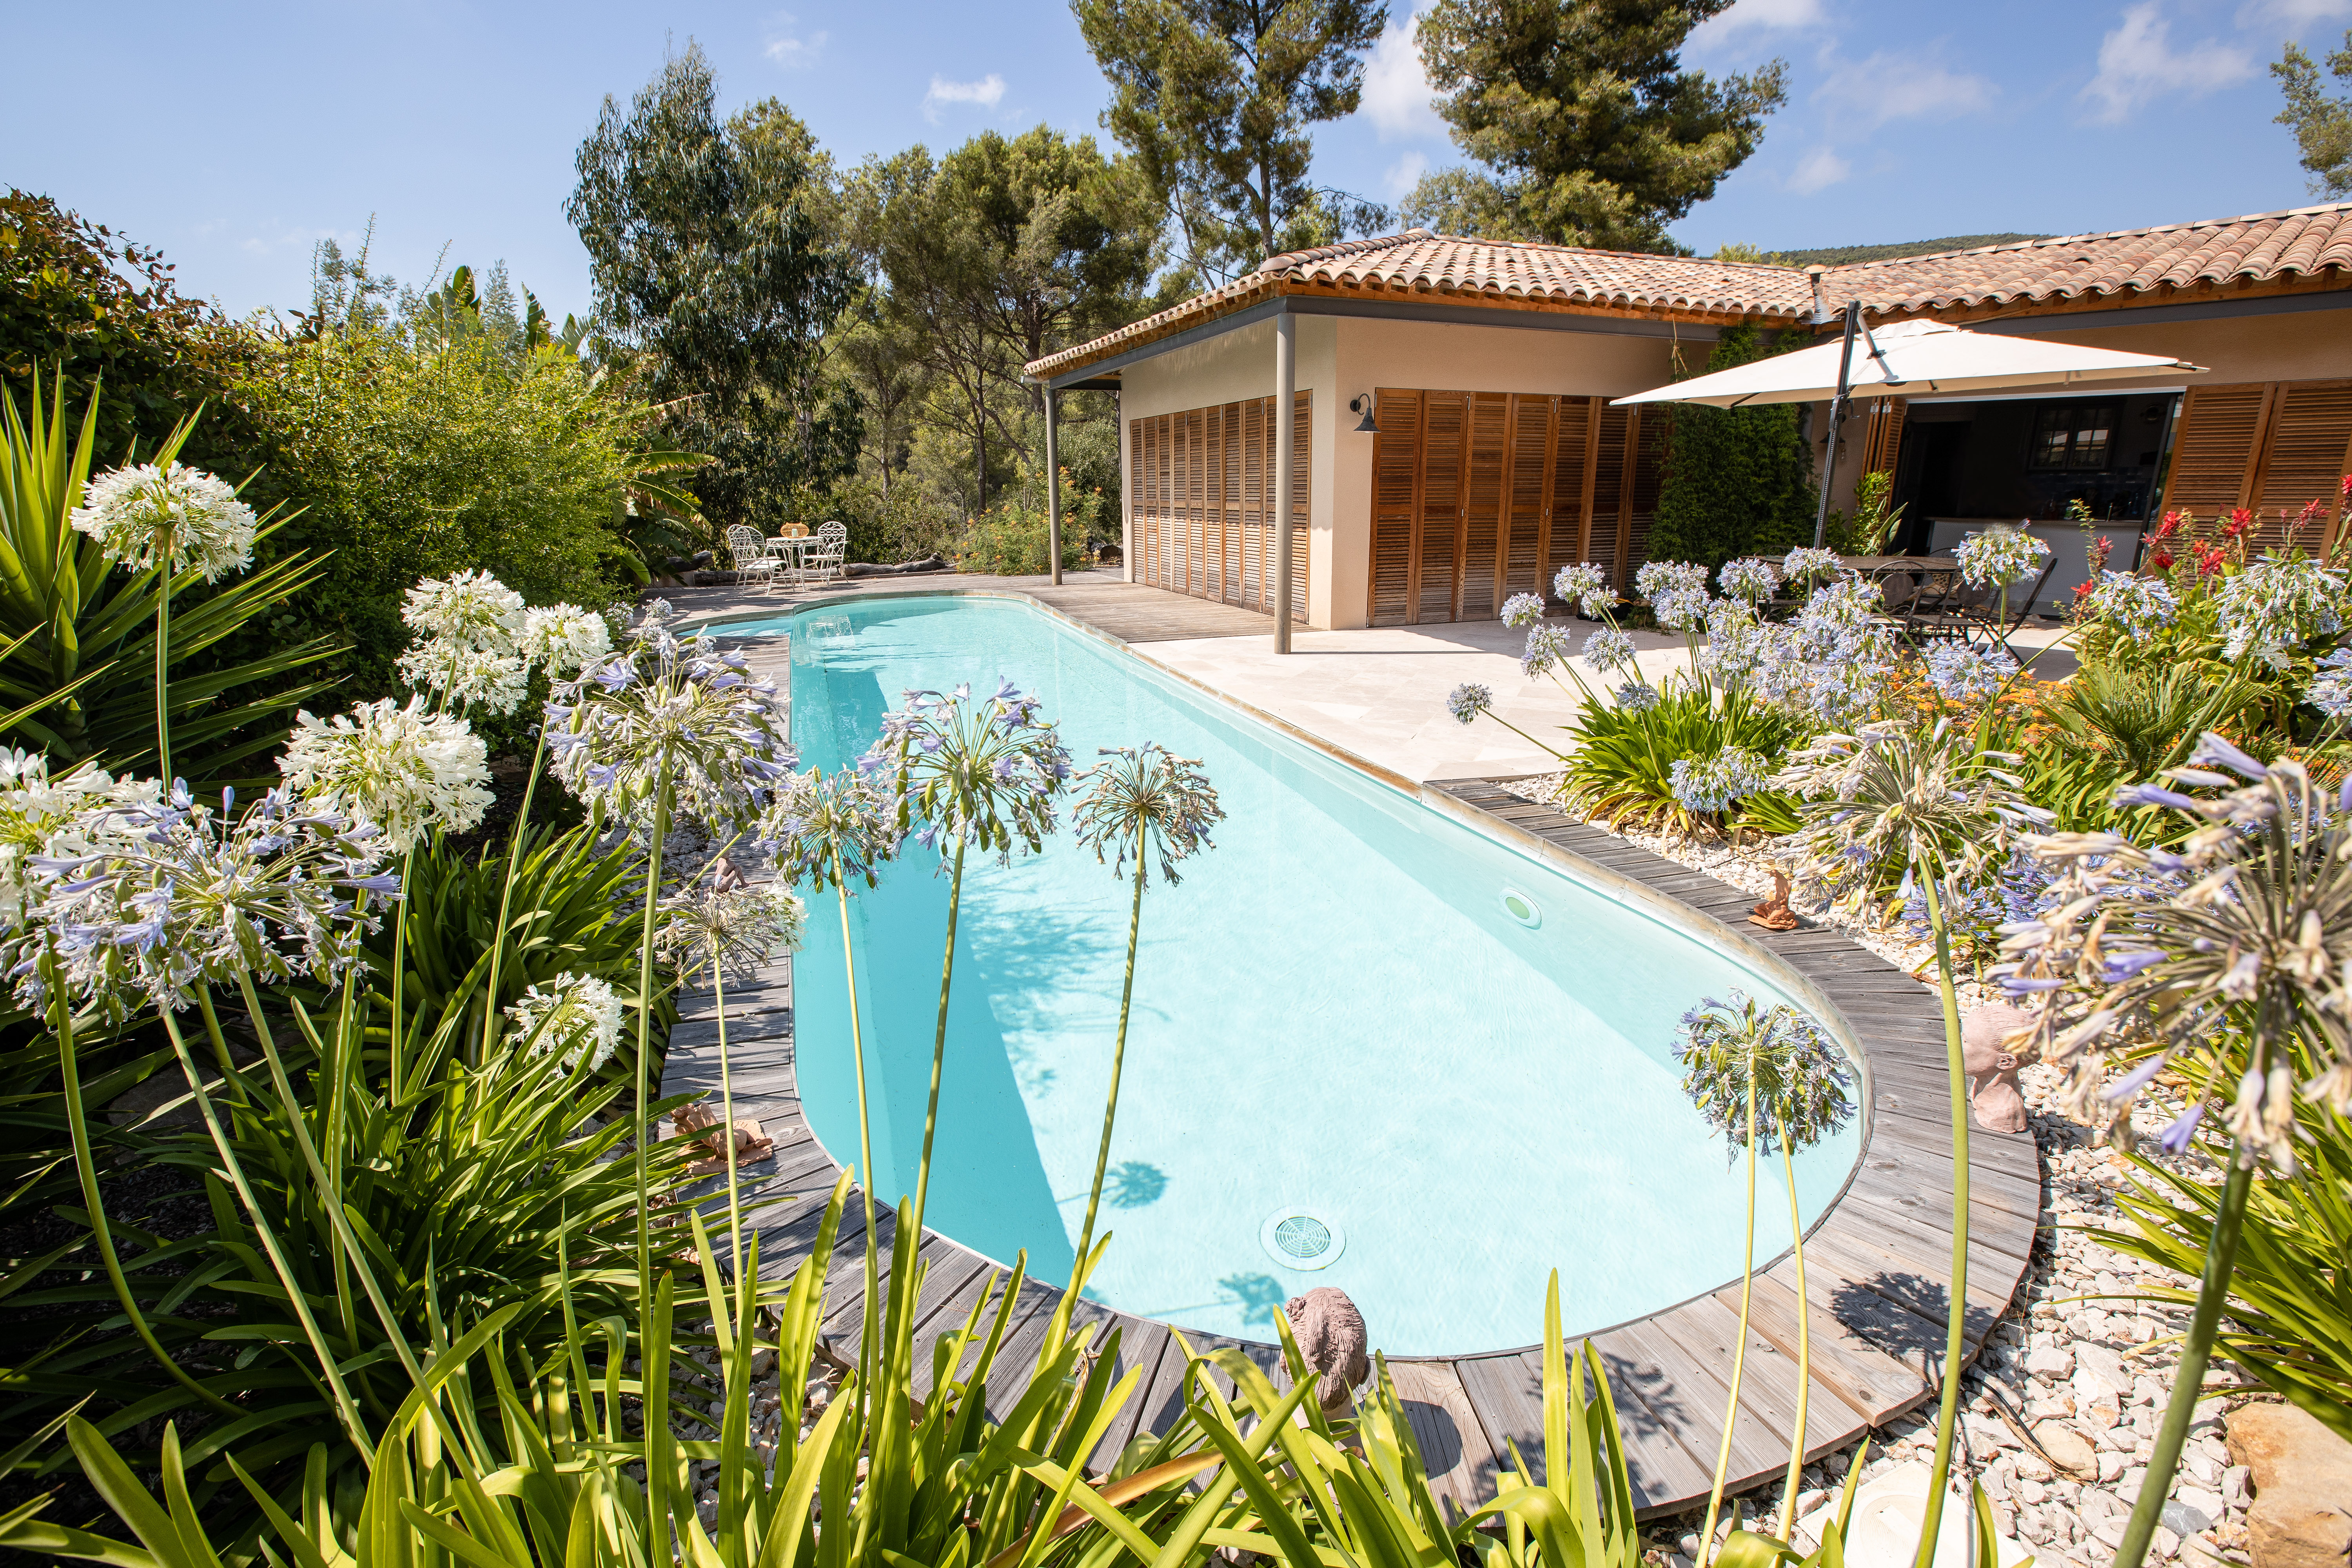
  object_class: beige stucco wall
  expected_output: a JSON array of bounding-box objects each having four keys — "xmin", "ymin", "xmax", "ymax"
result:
[{"xmin": 1114, "ymin": 309, "xmax": 1687, "ymax": 628}]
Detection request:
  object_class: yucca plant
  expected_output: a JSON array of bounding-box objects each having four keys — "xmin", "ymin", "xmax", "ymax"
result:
[{"xmin": 0, "ymin": 373, "xmax": 341, "ymax": 782}]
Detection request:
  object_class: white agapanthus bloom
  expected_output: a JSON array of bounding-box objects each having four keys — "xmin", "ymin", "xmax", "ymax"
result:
[
  {"xmin": 402, "ymin": 569, "xmax": 526, "ymax": 650},
  {"xmin": 1781, "ymin": 547, "xmax": 1844, "ymax": 589},
  {"xmin": 400, "ymin": 642, "xmax": 530, "ymax": 716},
  {"xmin": 2215, "ymin": 555, "xmax": 2348, "ymax": 670},
  {"xmin": 521, "ymin": 603, "xmax": 614, "ymax": 675},
  {"xmin": 1956, "ymin": 528, "xmax": 2050, "ymax": 588},
  {"xmin": 0, "ymin": 750, "xmax": 162, "ymax": 929},
  {"xmin": 2078, "ymin": 570, "xmax": 2178, "ymax": 644},
  {"xmin": 69, "ymin": 461, "xmax": 259, "ymax": 582},
  {"xmin": 657, "ymin": 875, "xmax": 807, "ymax": 985},
  {"xmin": 1717, "ymin": 557, "xmax": 1780, "ymax": 604},
  {"xmin": 507, "ymin": 971, "xmax": 624, "ymax": 1072},
  {"xmin": 278, "ymin": 697, "xmax": 494, "ymax": 852}
]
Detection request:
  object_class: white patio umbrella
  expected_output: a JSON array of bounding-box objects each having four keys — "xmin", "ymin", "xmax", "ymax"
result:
[{"xmin": 1611, "ymin": 307, "xmax": 2206, "ymax": 545}]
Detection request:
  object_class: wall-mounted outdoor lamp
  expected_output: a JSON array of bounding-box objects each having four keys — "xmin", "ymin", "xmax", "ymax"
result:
[{"xmin": 1348, "ymin": 393, "xmax": 1378, "ymax": 433}]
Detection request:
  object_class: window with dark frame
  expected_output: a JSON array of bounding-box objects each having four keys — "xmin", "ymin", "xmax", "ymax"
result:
[{"xmin": 2027, "ymin": 403, "xmax": 2118, "ymax": 471}]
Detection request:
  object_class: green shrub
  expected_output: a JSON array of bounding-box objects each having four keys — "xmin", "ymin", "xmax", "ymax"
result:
[
  {"xmin": 951, "ymin": 470, "xmax": 1096, "ymax": 575},
  {"xmin": 1649, "ymin": 323, "xmax": 1817, "ymax": 572},
  {"xmin": 1559, "ymin": 686, "xmax": 1803, "ymax": 838},
  {"xmin": 230, "ymin": 331, "xmax": 649, "ymax": 696}
]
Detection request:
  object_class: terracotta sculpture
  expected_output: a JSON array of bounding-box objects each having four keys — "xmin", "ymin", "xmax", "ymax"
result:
[
  {"xmin": 1960, "ymin": 1003, "xmax": 2033, "ymax": 1134},
  {"xmin": 1749, "ymin": 869, "xmax": 1801, "ymax": 931},
  {"xmin": 1283, "ymin": 1287, "xmax": 1370, "ymax": 1414}
]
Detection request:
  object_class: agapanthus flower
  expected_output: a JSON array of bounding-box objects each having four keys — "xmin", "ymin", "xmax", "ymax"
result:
[
  {"xmin": 550, "ymin": 600, "xmax": 799, "ymax": 839},
  {"xmin": 1073, "ymin": 744, "xmax": 1225, "ymax": 884},
  {"xmin": 2215, "ymin": 555, "xmax": 2348, "ymax": 669},
  {"xmin": 1717, "ymin": 557, "xmax": 1780, "ymax": 604},
  {"xmin": 1780, "ymin": 547, "xmax": 1844, "ymax": 590},
  {"xmin": 398, "ymin": 569, "xmax": 531, "ymax": 713},
  {"xmin": 868, "ymin": 680, "xmax": 1071, "ymax": 865},
  {"xmin": 1551, "ymin": 563, "xmax": 1611, "ymax": 617},
  {"xmin": 0, "ymin": 751, "xmax": 162, "ymax": 929},
  {"xmin": 1668, "ymin": 746, "xmax": 1771, "ymax": 815},
  {"xmin": 1700, "ymin": 601, "xmax": 1778, "ymax": 687},
  {"xmin": 2078, "ymin": 570, "xmax": 2178, "ymax": 645},
  {"xmin": 1521, "ymin": 623, "xmax": 1574, "ymax": 678},
  {"xmin": 400, "ymin": 642, "xmax": 529, "ymax": 716},
  {"xmin": 2307, "ymin": 648, "xmax": 2352, "ymax": 720},
  {"xmin": 657, "ymin": 867, "xmax": 806, "ymax": 986},
  {"xmin": 1774, "ymin": 717, "xmax": 2048, "ymax": 907},
  {"xmin": 278, "ymin": 697, "xmax": 493, "ymax": 853},
  {"xmin": 1997, "ymin": 737, "xmax": 2352, "ymax": 1166},
  {"xmin": 506, "ymin": 971, "xmax": 624, "ymax": 1073},
  {"xmin": 68, "ymin": 461, "xmax": 258, "ymax": 581},
  {"xmin": 1675, "ymin": 989, "xmax": 1855, "ymax": 1156},
  {"xmin": 1614, "ymin": 681, "xmax": 1661, "ymax": 712},
  {"xmin": 1759, "ymin": 576, "xmax": 1899, "ymax": 724},
  {"xmin": 761, "ymin": 765, "xmax": 903, "ymax": 891},
  {"xmin": 1581, "ymin": 628, "xmax": 1637, "ymax": 675},
  {"xmin": 521, "ymin": 603, "xmax": 615, "ymax": 676},
  {"xmin": 1446, "ymin": 683, "xmax": 1493, "ymax": 724},
  {"xmin": 1956, "ymin": 528, "xmax": 2051, "ymax": 588},
  {"xmin": 1635, "ymin": 560, "xmax": 1710, "ymax": 603},
  {"xmin": 1651, "ymin": 587, "xmax": 1713, "ymax": 633},
  {"xmin": 1925, "ymin": 642, "xmax": 2020, "ymax": 704},
  {"xmin": 5, "ymin": 785, "xmax": 395, "ymax": 1023},
  {"xmin": 1501, "ymin": 592, "xmax": 1548, "ymax": 629}
]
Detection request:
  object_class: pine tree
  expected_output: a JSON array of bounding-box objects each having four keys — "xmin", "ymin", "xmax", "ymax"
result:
[
  {"xmin": 1649, "ymin": 323, "xmax": 1815, "ymax": 573},
  {"xmin": 1407, "ymin": 0, "xmax": 1786, "ymax": 252},
  {"xmin": 2275, "ymin": 32, "xmax": 2352, "ymax": 200}
]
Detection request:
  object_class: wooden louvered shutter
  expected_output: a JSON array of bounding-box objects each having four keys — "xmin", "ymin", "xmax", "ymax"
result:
[
  {"xmin": 1504, "ymin": 395, "xmax": 1550, "ymax": 604},
  {"xmin": 1860, "ymin": 397, "xmax": 1907, "ymax": 479},
  {"xmin": 2252, "ymin": 379, "xmax": 2352, "ymax": 550},
  {"xmin": 1587, "ymin": 401, "xmax": 1629, "ymax": 591},
  {"xmin": 1417, "ymin": 392, "xmax": 1466, "ymax": 622},
  {"xmin": 1286, "ymin": 391, "xmax": 1312, "ymax": 623},
  {"xmin": 1458, "ymin": 393, "xmax": 1510, "ymax": 620},
  {"xmin": 2163, "ymin": 383, "xmax": 2275, "ymax": 518},
  {"xmin": 1368, "ymin": 390, "xmax": 1420, "ymax": 626}
]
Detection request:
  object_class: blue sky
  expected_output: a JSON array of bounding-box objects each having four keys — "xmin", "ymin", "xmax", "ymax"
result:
[{"xmin": 14, "ymin": 0, "xmax": 2350, "ymax": 323}]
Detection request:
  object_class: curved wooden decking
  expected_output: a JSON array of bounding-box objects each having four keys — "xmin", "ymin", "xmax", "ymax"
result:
[{"xmin": 662, "ymin": 592, "xmax": 2040, "ymax": 1522}]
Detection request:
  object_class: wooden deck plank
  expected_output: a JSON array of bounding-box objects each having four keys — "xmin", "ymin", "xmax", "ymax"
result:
[{"xmin": 1385, "ymin": 1358, "xmax": 1502, "ymax": 1526}]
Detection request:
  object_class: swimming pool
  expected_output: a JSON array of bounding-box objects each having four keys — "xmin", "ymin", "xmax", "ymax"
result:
[{"xmin": 724, "ymin": 594, "xmax": 1864, "ymax": 1356}]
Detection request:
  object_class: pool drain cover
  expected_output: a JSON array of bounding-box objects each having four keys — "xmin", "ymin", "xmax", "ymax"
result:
[{"xmin": 1260, "ymin": 1209, "xmax": 1346, "ymax": 1271}]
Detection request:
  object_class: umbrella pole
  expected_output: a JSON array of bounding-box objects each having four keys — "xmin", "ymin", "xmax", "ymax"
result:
[{"xmin": 1810, "ymin": 301, "xmax": 1862, "ymax": 550}]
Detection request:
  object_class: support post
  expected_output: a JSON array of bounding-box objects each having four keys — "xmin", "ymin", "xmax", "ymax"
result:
[
  {"xmin": 1274, "ymin": 310, "xmax": 1296, "ymax": 653},
  {"xmin": 1811, "ymin": 300, "xmax": 1862, "ymax": 550},
  {"xmin": 1045, "ymin": 386, "xmax": 1063, "ymax": 586}
]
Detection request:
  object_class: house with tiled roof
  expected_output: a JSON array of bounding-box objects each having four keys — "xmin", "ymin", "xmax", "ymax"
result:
[{"xmin": 1025, "ymin": 203, "xmax": 2352, "ymax": 632}]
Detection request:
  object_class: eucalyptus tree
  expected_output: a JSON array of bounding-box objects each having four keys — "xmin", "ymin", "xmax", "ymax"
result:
[
  {"xmin": 567, "ymin": 45, "xmax": 862, "ymax": 530},
  {"xmin": 1074, "ymin": 0, "xmax": 1388, "ymax": 280},
  {"xmin": 1408, "ymin": 0, "xmax": 1786, "ymax": 250}
]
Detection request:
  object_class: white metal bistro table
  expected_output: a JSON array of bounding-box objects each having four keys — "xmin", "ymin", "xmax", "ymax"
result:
[{"xmin": 763, "ymin": 535, "xmax": 820, "ymax": 586}]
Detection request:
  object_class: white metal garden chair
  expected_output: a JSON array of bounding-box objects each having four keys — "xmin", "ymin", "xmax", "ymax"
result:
[
  {"xmin": 726, "ymin": 524, "xmax": 781, "ymax": 593},
  {"xmin": 808, "ymin": 520, "xmax": 848, "ymax": 583}
]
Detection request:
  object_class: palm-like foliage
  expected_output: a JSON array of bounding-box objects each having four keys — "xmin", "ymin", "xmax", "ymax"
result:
[
  {"xmin": 0, "ymin": 376, "xmax": 341, "ymax": 781},
  {"xmin": 2046, "ymin": 660, "xmax": 2258, "ymax": 781}
]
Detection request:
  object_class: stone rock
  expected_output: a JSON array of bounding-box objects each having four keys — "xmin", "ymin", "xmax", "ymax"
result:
[
  {"xmin": 2165, "ymin": 1495, "xmax": 2219, "ymax": 1535},
  {"xmin": 2223, "ymin": 1464, "xmax": 2252, "ymax": 1508},
  {"xmin": 1962, "ymin": 1002, "xmax": 2034, "ymax": 1132},
  {"xmin": 2026, "ymin": 1346, "xmax": 2076, "ymax": 1380},
  {"xmin": 2228, "ymin": 1402, "xmax": 2352, "ymax": 1568},
  {"xmin": 2035, "ymin": 1420, "xmax": 2099, "ymax": 1477}
]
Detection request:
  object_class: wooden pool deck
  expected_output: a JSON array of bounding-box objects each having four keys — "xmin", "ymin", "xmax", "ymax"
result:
[{"xmin": 661, "ymin": 594, "xmax": 2041, "ymax": 1522}]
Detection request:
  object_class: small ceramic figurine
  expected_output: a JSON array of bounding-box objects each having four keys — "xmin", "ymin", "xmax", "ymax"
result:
[
  {"xmin": 1749, "ymin": 869, "xmax": 1801, "ymax": 931},
  {"xmin": 1283, "ymin": 1287, "xmax": 1370, "ymax": 1414},
  {"xmin": 1960, "ymin": 1002, "xmax": 2034, "ymax": 1133},
  {"xmin": 675, "ymin": 1100, "xmax": 775, "ymax": 1174}
]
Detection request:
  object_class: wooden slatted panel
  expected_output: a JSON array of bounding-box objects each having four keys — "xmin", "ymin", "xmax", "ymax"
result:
[
  {"xmin": 1459, "ymin": 393, "xmax": 1509, "ymax": 620},
  {"xmin": 1503, "ymin": 395, "xmax": 1548, "ymax": 604},
  {"xmin": 1369, "ymin": 389, "xmax": 1421, "ymax": 626},
  {"xmin": 1419, "ymin": 392, "xmax": 1467, "ymax": 623},
  {"xmin": 1289, "ymin": 390, "xmax": 1312, "ymax": 623},
  {"xmin": 1588, "ymin": 402, "xmax": 1629, "ymax": 587},
  {"xmin": 2253, "ymin": 378, "xmax": 2352, "ymax": 551},
  {"xmin": 1187, "ymin": 408, "xmax": 1210, "ymax": 599},
  {"xmin": 2162, "ymin": 382, "xmax": 2274, "ymax": 517},
  {"xmin": 1549, "ymin": 396, "xmax": 1599, "ymax": 601},
  {"xmin": 1241, "ymin": 400, "xmax": 1266, "ymax": 608},
  {"xmin": 1860, "ymin": 396, "xmax": 1907, "ymax": 481},
  {"xmin": 1121, "ymin": 396, "xmax": 1305, "ymax": 618}
]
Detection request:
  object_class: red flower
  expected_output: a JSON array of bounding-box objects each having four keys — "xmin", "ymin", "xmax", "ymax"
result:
[
  {"xmin": 2192, "ymin": 540, "xmax": 2226, "ymax": 577},
  {"xmin": 2074, "ymin": 577, "xmax": 2097, "ymax": 598},
  {"xmin": 2341, "ymin": 473, "xmax": 2351, "ymax": 499},
  {"xmin": 2225, "ymin": 507, "xmax": 2254, "ymax": 538},
  {"xmin": 2151, "ymin": 550, "xmax": 2175, "ymax": 570},
  {"xmin": 2155, "ymin": 511, "xmax": 2187, "ymax": 540}
]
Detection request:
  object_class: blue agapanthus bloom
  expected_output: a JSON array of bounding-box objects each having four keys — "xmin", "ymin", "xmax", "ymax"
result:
[
  {"xmin": 1668, "ymin": 746, "xmax": 1771, "ymax": 815},
  {"xmin": 1926, "ymin": 642, "xmax": 2020, "ymax": 704},
  {"xmin": 1522, "ymin": 623, "xmax": 1574, "ymax": 678},
  {"xmin": 1501, "ymin": 592, "xmax": 1548, "ymax": 629},
  {"xmin": 1446, "ymin": 682, "xmax": 1492, "ymax": 724},
  {"xmin": 1582, "ymin": 627, "xmax": 1637, "ymax": 673},
  {"xmin": 2308, "ymin": 647, "xmax": 2352, "ymax": 720},
  {"xmin": 1614, "ymin": 681, "xmax": 1661, "ymax": 712},
  {"xmin": 1717, "ymin": 556, "xmax": 1780, "ymax": 604}
]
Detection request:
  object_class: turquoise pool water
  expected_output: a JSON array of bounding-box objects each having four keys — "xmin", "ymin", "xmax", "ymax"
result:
[{"xmin": 732, "ymin": 594, "xmax": 1862, "ymax": 1356}]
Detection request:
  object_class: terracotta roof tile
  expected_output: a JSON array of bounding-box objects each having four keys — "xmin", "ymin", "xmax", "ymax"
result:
[{"xmin": 1024, "ymin": 203, "xmax": 2352, "ymax": 380}]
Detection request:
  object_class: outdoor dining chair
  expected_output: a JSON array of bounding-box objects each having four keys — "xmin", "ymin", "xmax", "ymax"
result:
[
  {"xmin": 808, "ymin": 520, "xmax": 848, "ymax": 583},
  {"xmin": 726, "ymin": 525, "xmax": 782, "ymax": 594}
]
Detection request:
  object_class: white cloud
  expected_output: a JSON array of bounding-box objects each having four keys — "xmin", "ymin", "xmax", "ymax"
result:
[
  {"xmin": 2236, "ymin": 0, "xmax": 2351, "ymax": 25},
  {"xmin": 1786, "ymin": 145, "xmax": 1853, "ymax": 195},
  {"xmin": 764, "ymin": 21, "xmax": 827, "ymax": 70},
  {"xmin": 2082, "ymin": 2, "xmax": 2255, "ymax": 124},
  {"xmin": 1385, "ymin": 151, "xmax": 1431, "ymax": 199},
  {"xmin": 1691, "ymin": 0, "xmax": 1830, "ymax": 46},
  {"xmin": 1361, "ymin": 10, "xmax": 1445, "ymax": 140},
  {"xmin": 923, "ymin": 73, "xmax": 1007, "ymax": 123},
  {"xmin": 1815, "ymin": 49, "xmax": 1998, "ymax": 127}
]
